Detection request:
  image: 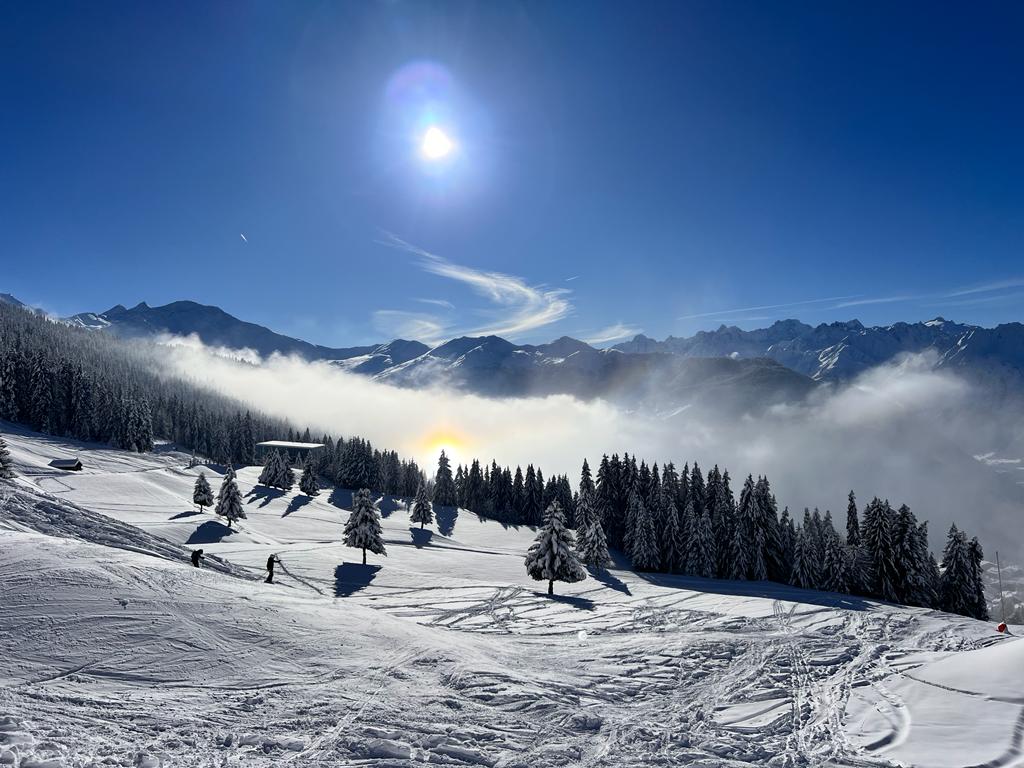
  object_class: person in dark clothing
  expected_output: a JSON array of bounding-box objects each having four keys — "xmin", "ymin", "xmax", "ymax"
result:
[
  {"xmin": 190, "ymin": 549, "xmax": 204, "ymax": 568},
  {"xmin": 265, "ymin": 553, "xmax": 281, "ymax": 583}
]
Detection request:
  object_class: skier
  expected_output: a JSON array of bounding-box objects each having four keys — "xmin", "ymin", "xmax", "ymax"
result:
[
  {"xmin": 265, "ymin": 553, "xmax": 281, "ymax": 583},
  {"xmin": 190, "ymin": 549, "xmax": 204, "ymax": 568}
]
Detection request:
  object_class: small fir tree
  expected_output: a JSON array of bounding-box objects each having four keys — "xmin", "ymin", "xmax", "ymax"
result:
[
  {"xmin": 0, "ymin": 434, "xmax": 14, "ymax": 480},
  {"xmin": 299, "ymin": 454, "xmax": 319, "ymax": 496},
  {"xmin": 215, "ymin": 468, "xmax": 246, "ymax": 528},
  {"xmin": 344, "ymin": 488, "xmax": 387, "ymax": 565},
  {"xmin": 192, "ymin": 472, "xmax": 213, "ymax": 512},
  {"xmin": 432, "ymin": 450, "xmax": 458, "ymax": 507},
  {"xmin": 524, "ymin": 501, "xmax": 587, "ymax": 595},
  {"xmin": 410, "ymin": 482, "xmax": 434, "ymax": 529}
]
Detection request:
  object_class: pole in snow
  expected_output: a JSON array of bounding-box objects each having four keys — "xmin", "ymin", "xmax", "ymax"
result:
[{"xmin": 996, "ymin": 550, "xmax": 1007, "ymax": 624}]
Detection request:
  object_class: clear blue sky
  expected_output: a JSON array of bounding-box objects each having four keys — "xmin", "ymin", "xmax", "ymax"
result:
[{"xmin": 3, "ymin": 1, "xmax": 1022, "ymax": 346}]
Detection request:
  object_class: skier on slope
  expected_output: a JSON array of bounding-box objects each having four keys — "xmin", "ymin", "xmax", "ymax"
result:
[
  {"xmin": 265, "ymin": 553, "xmax": 282, "ymax": 583},
  {"xmin": 190, "ymin": 549, "xmax": 205, "ymax": 568}
]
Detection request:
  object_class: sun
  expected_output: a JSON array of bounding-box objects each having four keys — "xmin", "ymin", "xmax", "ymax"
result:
[
  {"xmin": 419, "ymin": 429, "xmax": 468, "ymax": 466},
  {"xmin": 420, "ymin": 125, "xmax": 454, "ymax": 160}
]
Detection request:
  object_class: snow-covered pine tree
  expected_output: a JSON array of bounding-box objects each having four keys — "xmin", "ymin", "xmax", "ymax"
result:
[
  {"xmin": 410, "ymin": 482, "xmax": 433, "ymax": 529},
  {"xmin": 846, "ymin": 491, "xmax": 860, "ymax": 546},
  {"xmin": 299, "ymin": 454, "xmax": 319, "ymax": 496},
  {"xmin": 689, "ymin": 507, "xmax": 717, "ymax": 578},
  {"xmin": 192, "ymin": 472, "xmax": 213, "ymax": 512},
  {"xmin": 0, "ymin": 434, "xmax": 14, "ymax": 480},
  {"xmin": 278, "ymin": 451, "xmax": 296, "ymax": 490},
  {"xmin": 790, "ymin": 527, "xmax": 816, "ymax": 590},
  {"xmin": 215, "ymin": 468, "xmax": 246, "ymax": 528},
  {"xmin": 432, "ymin": 450, "xmax": 458, "ymax": 507},
  {"xmin": 714, "ymin": 470, "xmax": 736, "ymax": 578},
  {"xmin": 623, "ymin": 489, "xmax": 644, "ymax": 561},
  {"xmin": 579, "ymin": 458, "xmax": 595, "ymax": 498},
  {"xmin": 968, "ymin": 536, "xmax": 989, "ymax": 621},
  {"xmin": 778, "ymin": 507, "xmax": 795, "ymax": 582},
  {"xmin": 344, "ymin": 488, "xmax": 387, "ymax": 565},
  {"xmin": 629, "ymin": 494, "xmax": 660, "ymax": 571},
  {"xmin": 258, "ymin": 451, "xmax": 280, "ymax": 486},
  {"xmin": 577, "ymin": 492, "xmax": 612, "ymax": 570},
  {"xmin": 821, "ymin": 527, "xmax": 849, "ymax": 593},
  {"xmin": 862, "ymin": 498, "xmax": 899, "ymax": 602},
  {"xmin": 524, "ymin": 501, "xmax": 587, "ymax": 595},
  {"xmin": 660, "ymin": 489, "xmax": 685, "ymax": 572},
  {"xmin": 729, "ymin": 476, "xmax": 758, "ymax": 579},
  {"xmin": 939, "ymin": 524, "xmax": 974, "ymax": 616}
]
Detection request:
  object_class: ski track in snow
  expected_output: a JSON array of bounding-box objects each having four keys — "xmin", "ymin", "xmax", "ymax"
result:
[{"xmin": 0, "ymin": 425, "xmax": 1020, "ymax": 767}]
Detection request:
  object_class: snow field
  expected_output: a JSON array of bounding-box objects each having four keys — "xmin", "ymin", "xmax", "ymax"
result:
[{"xmin": 1, "ymin": 425, "xmax": 1021, "ymax": 767}]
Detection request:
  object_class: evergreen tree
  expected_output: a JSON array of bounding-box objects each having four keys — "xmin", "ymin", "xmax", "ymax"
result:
[
  {"xmin": 344, "ymin": 488, "xmax": 387, "ymax": 565},
  {"xmin": 939, "ymin": 524, "xmax": 974, "ymax": 616},
  {"xmin": 258, "ymin": 450, "xmax": 280, "ymax": 486},
  {"xmin": 821, "ymin": 527, "xmax": 849, "ymax": 593},
  {"xmin": 410, "ymin": 482, "xmax": 434, "ymax": 529},
  {"xmin": 629, "ymin": 494, "xmax": 660, "ymax": 571},
  {"xmin": 579, "ymin": 458, "xmax": 595, "ymax": 498},
  {"xmin": 524, "ymin": 464, "xmax": 543, "ymax": 526},
  {"xmin": 660, "ymin": 490, "xmax": 685, "ymax": 572},
  {"xmin": 863, "ymin": 498, "xmax": 899, "ymax": 602},
  {"xmin": 278, "ymin": 451, "xmax": 296, "ymax": 490},
  {"xmin": 215, "ymin": 468, "xmax": 246, "ymax": 528},
  {"xmin": 511, "ymin": 466, "xmax": 525, "ymax": 522},
  {"xmin": 846, "ymin": 491, "xmax": 860, "ymax": 546},
  {"xmin": 968, "ymin": 536, "xmax": 989, "ymax": 621},
  {"xmin": 192, "ymin": 472, "xmax": 213, "ymax": 512},
  {"xmin": 524, "ymin": 502, "xmax": 586, "ymax": 595},
  {"xmin": 577, "ymin": 491, "xmax": 612, "ymax": 569},
  {"xmin": 790, "ymin": 528, "xmax": 816, "ymax": 590},
  {"xmin": 299, "ymin": 454, "xmax": 319, "ymax": 496},
  {"xmin": 0, "ymin": 434, "xmax": 14, "ymax": 480},
  {"xmin": 432, "ymin": 450, "xmax": 457, "ymax": 507},
  {"xmin": 689, "ymin": 507, "xmax": 717, "ymax": 578}
]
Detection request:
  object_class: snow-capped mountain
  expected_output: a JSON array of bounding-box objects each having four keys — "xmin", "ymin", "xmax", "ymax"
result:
[
  {"xmin": 64, "ymin": 299, "xmax": 429, "ymax": 364},
  {"xmin": 367, "ymin": 334, "xmax": 814, "ymax": 412},
  {"xmin": 614, "ymin": 317, "xmax": 1024, "ymax": 391}
]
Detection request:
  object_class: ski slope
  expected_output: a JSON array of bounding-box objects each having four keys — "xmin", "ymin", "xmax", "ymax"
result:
[{"xmin": 0, "ymin": 424, "xmax": 1020, "ymax": 767}]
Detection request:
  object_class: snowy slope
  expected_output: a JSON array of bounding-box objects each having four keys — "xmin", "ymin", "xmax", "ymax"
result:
[{"xmin": 1, "ymin": 427, "xmax": 1019, "ymax": 767}]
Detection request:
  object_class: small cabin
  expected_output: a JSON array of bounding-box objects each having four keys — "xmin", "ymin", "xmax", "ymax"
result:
[{"xmin": 50, "ymin": 458, "xmax": 83, "ymax": 472}]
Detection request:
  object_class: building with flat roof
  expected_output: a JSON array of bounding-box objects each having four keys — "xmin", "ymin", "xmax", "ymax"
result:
[{"xmin": 255, "ymin": 440, "xmax": 324, "ymax": 461}]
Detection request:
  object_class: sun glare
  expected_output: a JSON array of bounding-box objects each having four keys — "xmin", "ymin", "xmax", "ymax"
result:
[
  {"xmin": 419, "ymin": 429, "xmax": 468, "ymax": 465},
  {"xmin": 420, "ymin": 125, "xmax": 454, "ymax": 160}
]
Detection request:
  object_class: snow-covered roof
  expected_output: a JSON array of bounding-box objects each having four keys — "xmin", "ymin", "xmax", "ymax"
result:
[
  {"xmin": 255, "ymin": 441, "xmax": 324, "ymax": 450},
  {"xmin": 49, "ymin": 458, "xmax": 83, "ymax": 470}
]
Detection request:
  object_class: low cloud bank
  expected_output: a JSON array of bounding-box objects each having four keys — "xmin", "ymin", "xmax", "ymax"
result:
[{"xmin": 158, "ymin": 339, "xmax": 1024, "ymax": 560}]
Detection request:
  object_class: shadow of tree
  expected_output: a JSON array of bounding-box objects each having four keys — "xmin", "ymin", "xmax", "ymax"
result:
[
  {"xmin": 589, "ymin": 567, "xmax": 631, "ymax": 595},
  {"xmin": 377, "ymin": 495, "xmax": 406, "ymax": 519},
  {"xmin": 246, "ymin": 485, "xmax": 286, "ymax": 508},
  {"xmin": 186, "ymin": 520, "xmax": 236, "ymax": 545},
  {"xmin": 410, "ymin": 527, "xmax": 434, "ymax": 548},
  {"xmin": 334, "ymin": 563, "xmax": 381, "ymax": 597},
  {"xmin": 170, "ymin": 509, "xmax": 203, "ymax": 520},
  {"xmin": 541, "ymin": 592, "xmax": 597, "ymax": 611},
  {"xmin": 283, "ymin": 495, "xmax": 312, "ymax": 518},
  {"xmin": 328, "ymin": 487, "xmax": 354, "ymax": 511},
  {"xmin": 435, "ymin": 504, "xmax": 458, "ymax": 536}
]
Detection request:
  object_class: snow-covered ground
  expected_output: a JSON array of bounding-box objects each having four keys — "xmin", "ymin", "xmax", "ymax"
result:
[{"xmin": 0, "ymin": 424, "xmax": 1019, "ymax": 767}]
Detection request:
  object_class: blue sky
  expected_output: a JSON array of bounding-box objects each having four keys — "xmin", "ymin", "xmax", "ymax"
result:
[{"xmin": 2, "ymin": 1, "xmax": 1022, "ymax": 346}]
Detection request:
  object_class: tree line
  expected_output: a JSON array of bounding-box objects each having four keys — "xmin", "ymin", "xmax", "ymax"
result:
[{"xmin": 432, "ymin": 451, "xmax": 989, "ymax": 620}]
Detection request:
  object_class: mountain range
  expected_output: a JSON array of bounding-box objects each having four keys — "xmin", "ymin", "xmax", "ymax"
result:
[{"xmin": 6, "ymin": 294, "xmax": 1024, "ymax": 411}]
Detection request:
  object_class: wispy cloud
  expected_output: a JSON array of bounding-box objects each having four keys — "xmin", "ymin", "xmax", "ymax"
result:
[
  {"xmin": 565, "ymin": 275, "xmax": 580, "ymax": 282},
  {"xmin": 373, "ymin": 310, "xmax": 448, "ymax": 343},
  {"xmin": 416, "ymin": 298, "xmax": 455, "ymax": 310},
  {"xmin": 677, "ymin": 295, "xmax": 859, "ymax": 321},
  {"xmin": 832, "ymin": 295, "xmax": 915, "ymax": 308},
  {"xmin": 377, "ymin": 232, "xmax": 573, "ymax": 342},
  {"xmin": 583, "ymin": 323, "xmax": 643, "ymax": 345},
  {"xmin": 945, "ymin": 278, "xmax": 1024, "ymax": 298},
  {"xmin": 240, "ymin": 233, "xmax": 247, "ymax": 243}
]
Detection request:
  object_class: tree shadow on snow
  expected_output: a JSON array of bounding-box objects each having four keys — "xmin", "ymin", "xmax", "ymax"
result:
[
  {"xmin": 541, "ymin": 592, "xmax": 596, "ymax": 612},
  {"xmin": 434, "ymin": 504, "xmax": 458, "ymax": 537},
  {"xmin": 589, "ymin": 567, "xmax": 631, "ymax": 595},
  {"xmin": 170, "ymin": 509, "xmax": 203, "ymax": 520},
  {"xmin": 409, "ymin": 527, "xmax": 434, "ymax": 548},
  {"xmin": 377, "ymin": 495, "xmax": 405, "ymax": 519},
  {"xmin": 334, "ymin": 563, "xmax": 381, "ymax": 597},
  {"xmin": 186, "ymin": 520, "xmax": 236, "ymax": 545},
  {"xmin": 283, "ymin": 495, "xmax": 312, "ymax": 518},
  {"xmin": 328, "ymin": 487, "xmax": 354, "ymax": 511},
  {"xmin": 246, "ymin": 485, "xmax": 286, "ymax": 509}
]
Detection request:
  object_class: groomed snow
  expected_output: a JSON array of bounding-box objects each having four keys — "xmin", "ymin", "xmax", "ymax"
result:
[{"xmin": 1, "ymin": 423, "xmax": 1019, "ymax": 767}]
